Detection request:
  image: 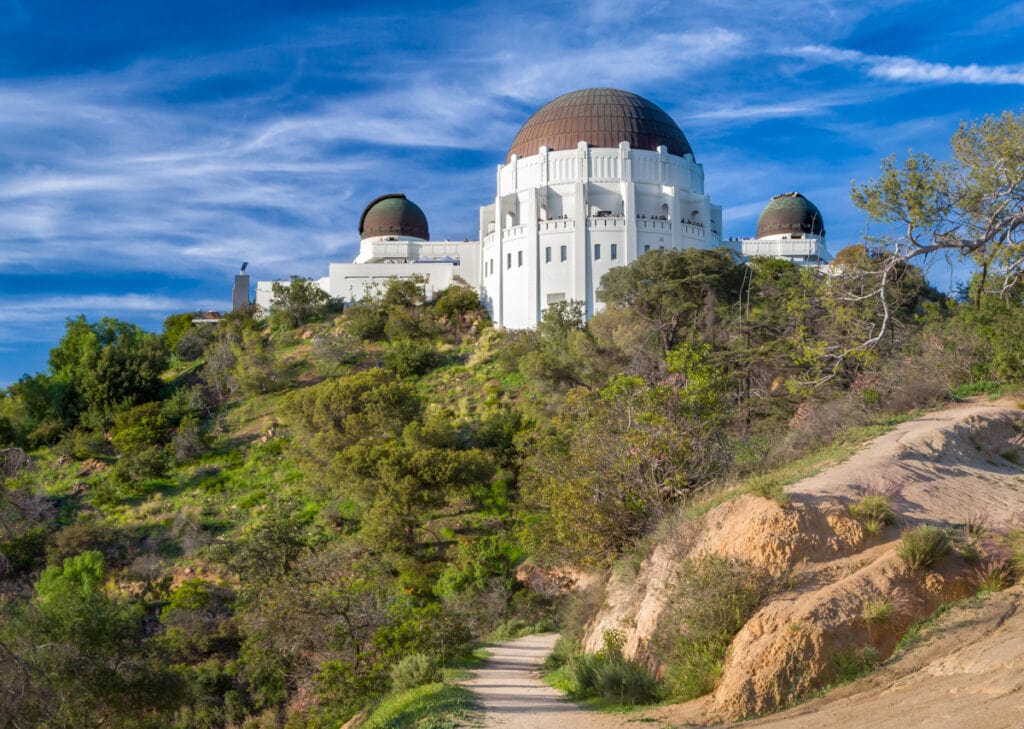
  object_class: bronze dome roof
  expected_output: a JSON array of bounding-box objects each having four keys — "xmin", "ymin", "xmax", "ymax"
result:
[
  {"xmin": 506, "ymin": 88, "xmax": 694, "ymax": 163},
  {"xmin": 756, "ymin": 192, "xmax": 825, "ymax": 238},
  {"xmin": 358, "ymin": 194, "xmax": 429, "ymax": 241}
]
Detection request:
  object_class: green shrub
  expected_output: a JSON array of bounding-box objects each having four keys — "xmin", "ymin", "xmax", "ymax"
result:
[
  {"xmin": 950, "ymin": 380, "xmax": 1002, "ymax": 401},
  {"xmin": 1006, "ymin": 529, "xmax": 1024, "ymax": 577},
  {"xmin": 592, "ymin": 656, "xmax": 660, "ymax": 705},
  {"xmin": 849, "ymin": 494, "xmax": 896, "ymax": 535},
  {"xmin": 831, "ymin": 646, "xmax": 880, "ymax": 683},
  {"xmin": 540, "ymin": 635, "xmax": 577, "ymax": 673},
  {"xmin": 746, "ymin": 475, "xmax": 789, "ymax": 507},
  {"xmin": 345, "ymin": 304, "xmax": 387, "ymax": 341},
  {"xmin": 666, "ymin": 639, "xmax": 723, "ymax": 700},
  {"xmin": 565, "ymin": 632, "xmax": 659, "ymax": 706},
  {"xmin": 389, "ymin": 653, "xmax": 441, "ymax": 693},
  {"xmin": 861, "ymin": 595, "xmax": 895, "ymax": 625},
  {"xmin": 973, "ymin": 559, "xmax": 1013, "ymax": 592},
  {"xmin": 897, "ymin": 525, "xmax": 951, "ymax": 569},
  {"xmin": 662, "ymin": 556, "xmax": 767, "ymax": 700},
  {"xmin": 0, "ymin": 525, "xmax": 48, "ymax": 572},
  {"xmin": 383, "ymin": 340, "xmax": 443, "ymax": 377}
]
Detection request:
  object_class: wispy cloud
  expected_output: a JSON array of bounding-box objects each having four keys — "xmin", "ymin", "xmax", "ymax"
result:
[{"xmin": 799, "ymin": 44, "xmax": 1024, "ymax": 86}]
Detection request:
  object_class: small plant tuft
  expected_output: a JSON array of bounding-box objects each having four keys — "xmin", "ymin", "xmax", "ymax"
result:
[
  {"xmin": 861, "ymin": 595, "xmax": 895, "ymax": 625},
  {"xmin": 747, "ymin": 475, "xmax": 790, "ymax": 507},
  {"xmin": 897, "ymin": 525, "xmax": 951, "ymax": 570},
  {"xmin": 1006, "ymin": 529, "xmax": 1024, "ymax": 578},
  {"xmin": 831, "ymin": 646, "xmax": 880, "ymax": 683},
  {"xmin": 973, "ymin": 557, "xmax": 1013, "ymax": 592},
  {"xmin": 849, "ymin": 494, "xmax": 896, "ymax": 535}
]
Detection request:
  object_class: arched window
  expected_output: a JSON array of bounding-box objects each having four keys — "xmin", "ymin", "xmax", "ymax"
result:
[
  {"xmin": 505, "ymin": 211, "xmax": 517, "ymax": 227},
  {"xmin": 660, "ymin": 203, "xmax": 669, "ymax": 220}
]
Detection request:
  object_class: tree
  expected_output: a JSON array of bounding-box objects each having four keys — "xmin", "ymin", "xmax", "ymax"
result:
[
  {"xmin": 519, "ymin": 348, "xmax": 728, "ymax": 567},
  {"xmin": 852, "ymin": 110, "xmax": 1024, "ymax": 316},
  {"xmin": 597, "ymin": 248, "xmax": 746, "ymax": 352},
  {"xmin": 284, "ymin": 369, "xmax": 422, "ymax": 464},
  {"xmin": 270, "ymin": 276, "xmax": 336, "ymax": 329}
]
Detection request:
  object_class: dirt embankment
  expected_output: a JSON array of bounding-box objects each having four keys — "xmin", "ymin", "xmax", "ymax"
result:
[{"xmin": 581, "ymin": 399, "xmax": 1024, "ymax": 722}]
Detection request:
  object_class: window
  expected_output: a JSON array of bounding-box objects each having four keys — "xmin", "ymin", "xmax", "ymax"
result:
[
  {"xmin": 594, "ymin": 244, "xmax": 601, "ymax": 260},
  {"xmin": 506, "ymin": 253, "xmax": 511, "ymax": 269},
  {"xmin": 545, "ymin": 246, "xmax": 552, "ymax": 263},
  {"xmin": 644, "ymin": 245, "xmax": 650, "ymax": 253},
  {"xmin": 518, "ymin": 251, "xmax": 523, "ymax": 267},
  {"xmin": 560, "ymin": 245, "xmax": 567, "ymax": 262},
  {"xmin": 610, "ymin": 243, "xmax": 618, "ymax": 260}
]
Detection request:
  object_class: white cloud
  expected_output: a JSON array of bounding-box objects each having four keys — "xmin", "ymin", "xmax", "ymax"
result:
[{"xmin": 799, "ymin": 44, "xmax": 1024, "ymax": 86}]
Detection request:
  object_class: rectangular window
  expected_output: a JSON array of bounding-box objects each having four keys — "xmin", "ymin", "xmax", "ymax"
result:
[
  {"xmin": 644, "ymin": 245, "xmax": 651, "ymax": 253},
  {"xmin": 594, "ymin": 244, "xmax": 601, "ymax": 260},
  {"xmin": 610, "ymin": 243, "xmax": 618, "ymax": 260},
  {"xmin": 560, "ymin": 245, "xmax": 567, "ymax": 262},
  {"xmin": 518, "ymin": 251, "xmax": 523, "ymax": 267},
  {"xmin": 545, "ymin": 246, "xmax": 552, "ymax": 263},
  {"xmin": 506, "ymin": 253, "xmax": 511, "ymax": 269}
]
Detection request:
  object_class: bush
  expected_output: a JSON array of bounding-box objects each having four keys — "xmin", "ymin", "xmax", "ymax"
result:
[
  {"xmin": 662, "ymin": 556, "xmax": 767, "ymax": 700},
  {"xmin": 861, "ymin": 595, "xmax": 895, "ymax": 625},
  {"xmin": 831, "ymin": 646, "xmax": 880, "ymax": 683},
  {"xmin": 746, "ymin": 475, "xmax": 789, "ymax": 507},
  {"xmin": 566, "ymin": 632, "xmax": 660, "ymax": 706},
  {"xmin": 383, "ymin": 340, "xmax": 443, "ymax": 377},
  {"xmin": 111, "ymin": 402, "xmax": 167, "ymax": 453},
  {"xmin": 172, "ymin": 415, "xmax": 208, "ymax": 464},
  {"xmin": 849, "ymin": 493, "xmax": 896, "ymax": 535},
  {"xmin": 389, "ymin": 653, "xmax": 441, "ymax": 693},
  {"xmin": 897, "ymin": 525, "xmax": 951, "ymax": 569},
  {"xmin": 345, "ymin": 304, "xmax": 388, "ymax": 341},
  {"xmin": 973, "ymin": 558, "xmax": 1013, "ymax": 592},
  {"xmin": 1006, "ymin": 529, "xmax": 1024, "ymax": 578}
]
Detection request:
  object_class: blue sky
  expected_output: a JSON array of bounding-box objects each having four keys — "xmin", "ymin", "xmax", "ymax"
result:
[{"xmin": 2, "ymin": 0, "xmax": 1024, "ymax": 387}]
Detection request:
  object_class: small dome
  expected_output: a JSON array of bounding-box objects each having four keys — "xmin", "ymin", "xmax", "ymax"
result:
[
  {"xmin": 507, "ymin": 88, "xmax": 694, "ymax": 163},
  {"xmin": 756, "ymin": 192, "xmax": 825, "ymax": 238},
  {"xmin": 359, "ymin": 194, "xmax": 429, "ymax": 240}
]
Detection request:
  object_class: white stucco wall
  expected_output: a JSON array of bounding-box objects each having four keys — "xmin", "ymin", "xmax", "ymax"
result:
[{"xmin": 480, "ymin": 141, "xmax": 723, "ymax": 329}]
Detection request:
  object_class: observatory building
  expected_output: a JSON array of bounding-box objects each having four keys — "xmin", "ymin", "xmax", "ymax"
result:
[
  {"xmin": 726, "ymin": 192, "xmax": 830, "ymax": 265},
  {"xmin": 478, "ymin": 88, "xmax": 722, "ymax": 328},
  {"xmin": 255, "ymin": 87, "xmax": 830, "ymax": 326}
]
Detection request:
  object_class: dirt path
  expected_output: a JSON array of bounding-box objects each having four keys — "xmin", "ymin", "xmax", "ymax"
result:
[
  {"xmin": 463, "ymin": 633, "xmax": 632, "ymax": 728},
  {"xmin": 789, "ymin": 398, "xmax": 1024, "ymax": 524}
]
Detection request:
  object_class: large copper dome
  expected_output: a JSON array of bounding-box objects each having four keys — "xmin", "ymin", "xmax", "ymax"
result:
[
  {"xmin": 756, "ymin": 192, "xmax": 825, "ymax": 238},
  {"xmin": 358, "ymin": 194, "xmax": 430, "ymax": 240},
  {"xmin": 506, "ymin": 88, "xmax": 694, "ymax": 163}
]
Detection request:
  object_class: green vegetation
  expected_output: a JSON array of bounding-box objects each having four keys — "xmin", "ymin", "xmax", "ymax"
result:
[
  {"xmin": 849, "ymin": 492, "xmax": 897, "ymax": 535},
  {"xmin": 830, "ymin": 646, "xmax": 881, "ymax": 684},
  {"xmin": 897, "ymin": 525, "xmax": 952, "ymax": 569},
  {"xmin": 3, "ymin": 111, "xmax": 1024, "ymax": 724},
  {"xmin": 861, "ymin": 595, "xmax": 896, "ymax": 625},
  {"xmin": 544, "ymin": 631, "xmax": 661, "ymax": 707},
  {"xmin": 746, "ymin": 475, "xmax": 790, "ymax": 507},
  {"xmin": 361, "ymin": 682, "xmax": 480, "ymax": 729},
  {"xmin": 661, "ymin": 556, "xmax": 768, "ymax": 701}
]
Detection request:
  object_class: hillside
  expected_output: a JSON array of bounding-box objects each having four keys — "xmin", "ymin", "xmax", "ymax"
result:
[
  {"xmin": 3, "ymin": 248, "xmax": 1024, "ymax": 727},
  {"xmin": 578, "ymin": 398, "xmax": 1024, "ymax": 725}
]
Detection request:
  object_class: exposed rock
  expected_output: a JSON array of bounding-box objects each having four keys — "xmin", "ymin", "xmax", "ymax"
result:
[{"xmin": 76, "ymin": 458, "xmax": 108, "ymax": 477}]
